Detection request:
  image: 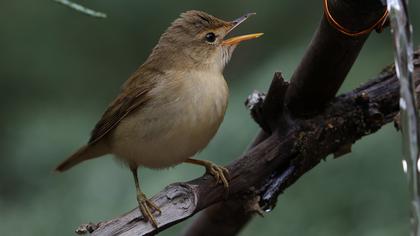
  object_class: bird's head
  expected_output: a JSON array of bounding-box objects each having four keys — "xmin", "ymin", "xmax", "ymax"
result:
[{"xmin": 147, "ymin": 10, "xmax": 263, "ymax": 72}]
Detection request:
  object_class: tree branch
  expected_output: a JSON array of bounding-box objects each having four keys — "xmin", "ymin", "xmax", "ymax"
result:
[
  {"xmin": 285, "ymin": 0, "xmax": 387, "ymax": 117},
  {"xmin": 78, "ymin": 51, "xmax": 420, "ymax": 236},
  {"xmin": 184, "ymin": 1, "xmax": 389, "ymax": 234}
]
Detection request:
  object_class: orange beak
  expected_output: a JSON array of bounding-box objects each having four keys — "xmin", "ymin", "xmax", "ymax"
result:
[
  {"xmin": 222, "ymin": 13, "xmax": 263, "ymax": 46},
  {"xmin": 222, "ymin": 33, "xmax": 264, "ymax": 46}
]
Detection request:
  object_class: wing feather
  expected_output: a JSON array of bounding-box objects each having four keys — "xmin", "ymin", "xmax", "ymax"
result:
[{"xmin": 88, "ymin": 68, "xmax": 159, "ymax": 145}]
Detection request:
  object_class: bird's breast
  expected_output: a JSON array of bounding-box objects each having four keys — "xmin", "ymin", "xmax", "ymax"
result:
[
  {"xmin": 178, "ymin": 70, "xmax": 229, "ymax": 126},
  {"xmin": 111, "ymin": 70, "xmax": 229, "ymax": 168}
]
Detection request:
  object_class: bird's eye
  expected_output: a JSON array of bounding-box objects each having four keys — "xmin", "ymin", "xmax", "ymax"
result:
[{"xmin": 205, "ymin": 32, "xmax": 216, "ymax": 43}]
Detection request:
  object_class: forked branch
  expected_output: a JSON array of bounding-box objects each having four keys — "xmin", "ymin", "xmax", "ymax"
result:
[{"xmin": 78, "ymin": 51, "xmax": 420, "ymax": 236}]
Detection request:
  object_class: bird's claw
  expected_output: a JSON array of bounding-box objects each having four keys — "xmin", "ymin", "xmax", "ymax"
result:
[
  {"xmin": 203, "ymin": 161, "xmax": 230, "ymax": 189},
  {"xmin": 136, "ymin": 193, "xmax": 161, "ymax": 228}
]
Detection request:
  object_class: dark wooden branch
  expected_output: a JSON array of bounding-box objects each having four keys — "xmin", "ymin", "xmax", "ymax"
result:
[
  {"xmin": 244, "ymin": 72, "xmax": 289, "ymax": 133},
  {"xmin": 184, "ymin": 1, "xmax": 388, "ymax": 235},
  {"xmin": 285, "ymin": 0, "xmax": 387, "ymax": 117},
  {"xmin": 79, "ymin": 52, "xmax": 420, "ymax": 236}
]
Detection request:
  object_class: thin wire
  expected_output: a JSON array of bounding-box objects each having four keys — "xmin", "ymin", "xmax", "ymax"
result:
[{"xmin": 323, "ymin": 0, "xmax": 388, "ymax": 37}]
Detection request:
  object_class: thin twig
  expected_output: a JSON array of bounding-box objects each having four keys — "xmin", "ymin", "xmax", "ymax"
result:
[{"xmin": 54, "ymin": 0, "xmax": 107, "ymax": 18}]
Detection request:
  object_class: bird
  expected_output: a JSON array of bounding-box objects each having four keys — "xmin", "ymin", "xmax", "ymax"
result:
[{"xmin": 55, "ymin": 10, "xmax": 262, "ymax": 227}]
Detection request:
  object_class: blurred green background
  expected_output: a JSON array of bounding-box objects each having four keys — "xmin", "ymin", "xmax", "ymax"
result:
[{"xmin": 1, "ymin": 1, "xmax": 420, "ymax": 235}]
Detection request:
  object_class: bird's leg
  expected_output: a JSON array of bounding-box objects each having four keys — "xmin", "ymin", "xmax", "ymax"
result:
[
  {"xmin": 130, "ymin": 167, "xmax": 161, "ymax": 228},
  {"xmin": 184, "ymin": 158, "xmax": 229, "ymax": 189}
]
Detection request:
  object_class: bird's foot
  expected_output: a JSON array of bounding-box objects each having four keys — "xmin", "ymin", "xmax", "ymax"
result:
[
  {"xmin": 201, "ymin": 160, "xmax": 230, "ymax": 189},
  {"xmin": 136, "ymin": 193, "xmax": 161, "ymax": 228}
]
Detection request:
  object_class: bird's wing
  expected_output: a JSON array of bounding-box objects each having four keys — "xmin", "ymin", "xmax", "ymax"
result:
[{"xmin": 88, "ymin": 70, "xmax": 157, "ymax": 145}]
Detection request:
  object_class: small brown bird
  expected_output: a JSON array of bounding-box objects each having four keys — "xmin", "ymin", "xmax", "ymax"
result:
[{"xmin": 56, "ymin": 10, "xmax": 262, "ymax": 227}]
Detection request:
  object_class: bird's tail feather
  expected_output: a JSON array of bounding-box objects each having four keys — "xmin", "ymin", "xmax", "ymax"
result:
[{"xmin": 55, "ymin": 143, "xmax": 108, "ymax": 172}]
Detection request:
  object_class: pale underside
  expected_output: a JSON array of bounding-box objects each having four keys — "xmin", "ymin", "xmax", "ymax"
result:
[{"xmin": 107, "ymin": 70, "xmax": 228, "ymax": 168}]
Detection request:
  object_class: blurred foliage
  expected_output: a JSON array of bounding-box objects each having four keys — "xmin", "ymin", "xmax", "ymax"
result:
[{"xmin": 1, "ymin": 1, "xmax": 420, "ymax": 235}]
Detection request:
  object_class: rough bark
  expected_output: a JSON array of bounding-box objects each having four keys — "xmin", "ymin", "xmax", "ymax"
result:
[
  {"xmin": 76, "ymin": 52, "xmax": 420, "ymax": 236},
  {"xmin": 184, "ymin": 0, "xmax": 389, "ymax": 235}
]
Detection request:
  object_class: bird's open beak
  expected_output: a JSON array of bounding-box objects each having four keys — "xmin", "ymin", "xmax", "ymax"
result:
[
  {"xmin": 222, "ymin": 13, "xmax": 263, "ymax": 46},
  {"xmin": 222, "ymin": 33, "xmax": 263, "ymax": 46}
]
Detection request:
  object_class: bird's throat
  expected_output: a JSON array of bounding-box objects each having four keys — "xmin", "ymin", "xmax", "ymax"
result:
[{"xmin": 219, "ymin": 45, "xmax": 237, "ymax": 71}]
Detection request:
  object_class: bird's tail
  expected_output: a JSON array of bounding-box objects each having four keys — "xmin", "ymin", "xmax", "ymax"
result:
[{"xmin": 55, "ymin": 143, "xmax": 108, "ymax": 172}]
